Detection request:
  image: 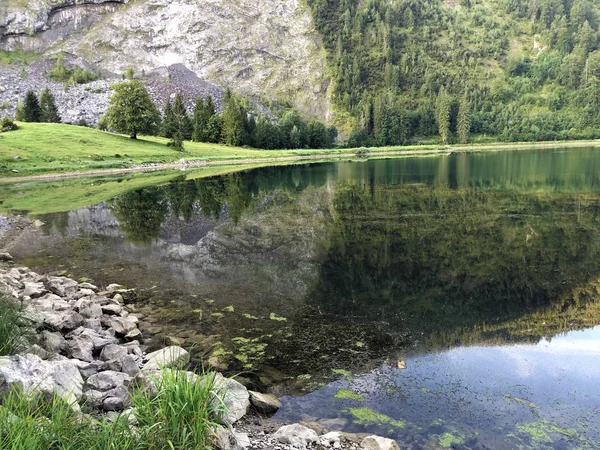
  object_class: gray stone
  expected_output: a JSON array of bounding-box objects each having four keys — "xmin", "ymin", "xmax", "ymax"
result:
[
  {"xmin": 106, "ymin": 284, "xmax": 125, "ymax": 293},
  {"xmin": 0, "ymin": 355, "xmax": 83, "ymax": 407},
  {"xmin": 248, "ymin": 390, "xmax": 281, "ymax": 414},
  {"xmin": 103, "ymin": 396, "xmax": 124, "ymax": 412},
  {"xmin": 86, "ymin": 371, "xmax": 130, "ymax": 391},
  {"xmin": 99, "ymin": 344, "xmax": 128, "ymax": 362},
  {"xmin": 101, "ymin": 304, "xmax": 122, "ymax": 315},
  {"xmin": 124, "ymin": 328, "xmax": 142, "ymax": 342},
  {"xmin": 120, "ymin": 355, "xmax": 140, "ymax": 376},
  {"xmin": 78, "ymin": 300, "xmax": 103, "ymax": 318},
  {"xmin": 22, "ymin": 281, "xmax": 46, "ymax": 298},
  {"xmin": 108, "ymin": 317, "xmax": 137, "ymax": 335},
  {"xmin": 67, "ymin": 334, "xmax": 94, "ymax": 362},
  {"xmin": 82, "ymin": 389, "xmax": 105, "ymax": 409},
  {"xmin": 78, "ymin": 360, "xmax": 104, "ymax": 379},
  {"xmin": 360, "ymin": 436, "xmax": 401, "ymax": 450},
  {"xmin": 213, "ymin": 373, "xmax": 250, "ymax": 425},
  {"xmin": 0, "ymin": 252, "xmax": 13, "ymax": 261},
  {"xmin": 25, "ymin": 344, "xmax": 49, "ymax": 360},
  {"xmin": 273, "ymin": 424, "xmax": 319, "ymax": 448},
  {"xmin": 41, "ymin": 330, "xmax": 67, "ymax": 354},
  {"xmin": 78, "ymin": 282, "xmax": 99, "ymax": 292},
  {"xmin": 143, "ymin": 346, "xmax": 189, "ymax": 370},
  {"xmin": 318, "ymin": 418, "xmax": 349, "ymax": 431}
]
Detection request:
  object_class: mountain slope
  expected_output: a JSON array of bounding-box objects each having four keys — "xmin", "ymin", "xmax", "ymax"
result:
[{"xmin": 0, "ymin": 0, "xmax": 333, "ymax": 121}]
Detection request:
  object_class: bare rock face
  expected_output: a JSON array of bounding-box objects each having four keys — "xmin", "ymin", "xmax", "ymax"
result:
[{"xmin": 0, "ymin": 0, "xmax": 333, "ymax": 121}]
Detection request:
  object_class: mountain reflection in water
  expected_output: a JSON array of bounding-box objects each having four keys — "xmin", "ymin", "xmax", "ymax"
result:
[{"xmin": 6, "ymin": 148, "xmax": 600, "ymax": 448}]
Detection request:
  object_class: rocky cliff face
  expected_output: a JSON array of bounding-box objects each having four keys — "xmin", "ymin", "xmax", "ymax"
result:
[{"xmin": 0, "ymin": 0, "xmax": 333, "ymax": 121}]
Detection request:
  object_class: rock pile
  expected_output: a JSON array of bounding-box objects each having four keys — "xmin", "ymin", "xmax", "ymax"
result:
[{"xmin": 0, "ymin": 265, "xmax": 400, "ymax": 449}]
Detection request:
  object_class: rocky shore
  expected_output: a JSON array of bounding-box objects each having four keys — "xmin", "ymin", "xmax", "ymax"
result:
[{"xmin": 0, "ymin": 262, "xmax": 400, "ymax": 450}]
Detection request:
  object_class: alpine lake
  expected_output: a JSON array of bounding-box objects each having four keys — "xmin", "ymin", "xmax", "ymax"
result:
[{"xmin": 2, "ymin": 148, "xmax": 600, "ymax": 449}]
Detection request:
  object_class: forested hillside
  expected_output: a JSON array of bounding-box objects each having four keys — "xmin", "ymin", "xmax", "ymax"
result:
[{"xmin": 307, "ymin": 0, "xmax": 600, "ymax": 144}]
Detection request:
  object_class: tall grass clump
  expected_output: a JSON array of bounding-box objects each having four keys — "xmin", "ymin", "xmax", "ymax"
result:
[
  {"xmin": 0, "ymin": 295, "xmax": 25, "ymax": 356},
  {"xmin": 132, "ymin": 368, "xmax": 226, "ymax": 450}
]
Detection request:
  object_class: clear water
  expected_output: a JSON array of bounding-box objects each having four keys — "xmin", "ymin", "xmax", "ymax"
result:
[{"xmin": 4, "ymin": 148, "xmax": 600, "ymax": 449}]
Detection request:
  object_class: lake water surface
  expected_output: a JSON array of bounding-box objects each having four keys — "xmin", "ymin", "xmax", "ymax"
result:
[{"xmin": 4, "ymin": 148, "xmax": 600, "ymax": 449}]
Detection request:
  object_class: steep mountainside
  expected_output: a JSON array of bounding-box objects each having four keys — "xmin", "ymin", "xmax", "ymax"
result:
[{"xmin": 0, "ymin": 0, "xmax": 333, "ymax": 121}]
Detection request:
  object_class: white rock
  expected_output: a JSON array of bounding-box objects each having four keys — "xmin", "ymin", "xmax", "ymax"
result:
[
  {"xmin": 273, "ymin": 424, "xmax": 319, "ymax": 448},
  {"xmin": 360, "ymin": 435, "xmax": 401, "ymax": 450},
  {"xmin": 0, "ymin": 355, "xmax": 83, "ymax": 407},
  {"xmin": 143, "ymin": 346, "xmax": 189, "ymax": 370}
]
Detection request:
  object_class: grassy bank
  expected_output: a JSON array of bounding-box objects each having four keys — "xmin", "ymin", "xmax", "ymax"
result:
[
  {"xmin": 3, "ymin": 123, "xmax": 600, "ymax": 179},
  {"xmin": 0, "ymin": 292, "xmax": 227, "ymax": 449}
]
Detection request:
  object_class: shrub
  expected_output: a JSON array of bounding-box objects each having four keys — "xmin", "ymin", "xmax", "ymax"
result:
[{"xmin": 0, "ymin": 116, "xmax": 18, "ymax": 133}]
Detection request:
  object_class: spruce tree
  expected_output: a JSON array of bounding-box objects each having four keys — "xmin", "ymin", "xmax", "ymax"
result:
[
  {"xmin": 221, "ymin": 89, "xmax": 245, "ymax": 146},
  {"xmin": 22, "ymin": 90, "xmax": 41, "ymax": 123},
  {"xmin": 162, "ymin": 100, "xmax": 175, "ymax": 138},
  {"xmin": 457, "ymin": 92, "xmax": 471, "ymax": 144},
  {"xmin": 192, "ymin": 96, "xmax": 207, "ymax": 142},
  {"xmin": 172, "ymin": 93, "xmax": 193, "ymax": 140},
  {"xmin": 436, "ymin": 86, "xmax": 451, "ymax": 145},
  {"xmin": 39, "ymin": 88, "xmax": 61, "ymax": 123}
]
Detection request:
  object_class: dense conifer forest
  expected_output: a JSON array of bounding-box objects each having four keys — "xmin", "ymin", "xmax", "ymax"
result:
[{"xmin": 307, "ymin": 0, "xmax": 600, "ymax": 144}]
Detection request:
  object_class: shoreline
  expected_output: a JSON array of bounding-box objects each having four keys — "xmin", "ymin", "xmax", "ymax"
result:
[{"xmin": 2, "ymin": 138, "xmax": 599, "ymax": 183}]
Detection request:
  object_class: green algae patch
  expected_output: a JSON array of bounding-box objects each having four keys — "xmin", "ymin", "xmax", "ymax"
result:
[
  {"xmin": 516, "ymin": 420, "xmax": 579, "ymax": 445},
  {"xmin": 269, "ymin": 313, "xmax": 287, "ymax": 321},
  {"xmin": 345, "ymin": 407, "xmax": 405, "ymax": 429},
  {"xmin": 332, "ymin": 369, "xmax": 352, "ymax": 381},
  {"xmin": 334, "ymin": 389, "xmax": 364, "ymax": 402},
  {"xmin": 242, "ymin": 313, "xmax": 259, "ymax": 320},
  {"xmin": 439, "ymin": 432, "xmax": 466, "ymax": 448},
  {"xmin": 223, "ymin": 305, "xmax": 234, "ymax": 312}
]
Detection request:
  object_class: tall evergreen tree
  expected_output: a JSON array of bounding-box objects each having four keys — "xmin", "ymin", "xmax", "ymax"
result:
[
  {"xmin": 436, "ymin": 86, "xmax": 451, "ymax": 145},
  {"xmin": 457, "ymin": 93, "xmax": 471, "ymax": 144},
  {"xmin": 221, "ymin": 89, "xmax": 246, "ymax": 146},
  {"xmin": 38, "ymin": 88, "xmax": 61, "ymax": 123},
  {"xmin": 161, "ymin": 100, "xmax": 175, "ymax": 138},
  {"xmin": 192, "ymin": 96, "xmax": 217, "ymax": 142},
  {"xmin": 172, "ymin": 93, "xmax": 193, "ymax": 140},
  {"xmin": 22, "ymin": 90, "xmax": 41, "ymax": 123},
  {"xmin": 192, "ymin": 97, "xmax": 207, "ymax": 142},
  {"xmin": 15, "ymin": 100, "xmax": 25, "ymax": 122}
]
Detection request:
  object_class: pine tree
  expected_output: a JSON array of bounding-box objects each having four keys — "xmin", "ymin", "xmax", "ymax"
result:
[
  {"xmin": 39, "ymin": 88, "xmax": 61, "ymax": 123},
  {"xmin": 436, "ymin": 86, "xmax": 451, "ymax": 145},
  {"xmin": 457, "ymin": 92, "xmax": 471, "ymax": 144},
  {"xmin": 22, "ymin": 90, "xmax": 41, "ymax": 122}
]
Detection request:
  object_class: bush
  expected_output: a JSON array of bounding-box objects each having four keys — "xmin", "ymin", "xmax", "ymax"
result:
[
  {"xmin": 0, "ymin": 116, "xmax": 18, "ymax": 133},
  {"xmin": 46, "ymin": 58, "xmax": 99, "ymax": 85}
]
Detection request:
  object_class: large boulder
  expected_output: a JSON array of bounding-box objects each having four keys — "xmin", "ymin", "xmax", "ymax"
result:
[
  {"xmin": 0, "ymin": 355, "xmax": 83, "ymax": 406},
  {"xmin": 213, "ymin": 373, "xmax": 250, "ymax": 425},
  {"xmin": 360, "ymin": 436, "xmax": 401, "ymax": 450},
  {"xmin": 248, "ymin": 390, "xmax": 280, "ymax": 414},
  {"xmin": 273, "ymin": 424, "xmax": 319, "ymax": 448},
  {"xmin": 143, "ymin": 346, "xmax": 189, "ymax": 370}
]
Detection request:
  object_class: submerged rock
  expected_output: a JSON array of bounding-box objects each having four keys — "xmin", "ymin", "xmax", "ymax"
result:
[
  {"xmin": 248, "ymin": 390, "xmax": 281, "ymax": 414},
  {"xmin": 360, "ymin": 436, "xmax": 401, "ymax": 450}
]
